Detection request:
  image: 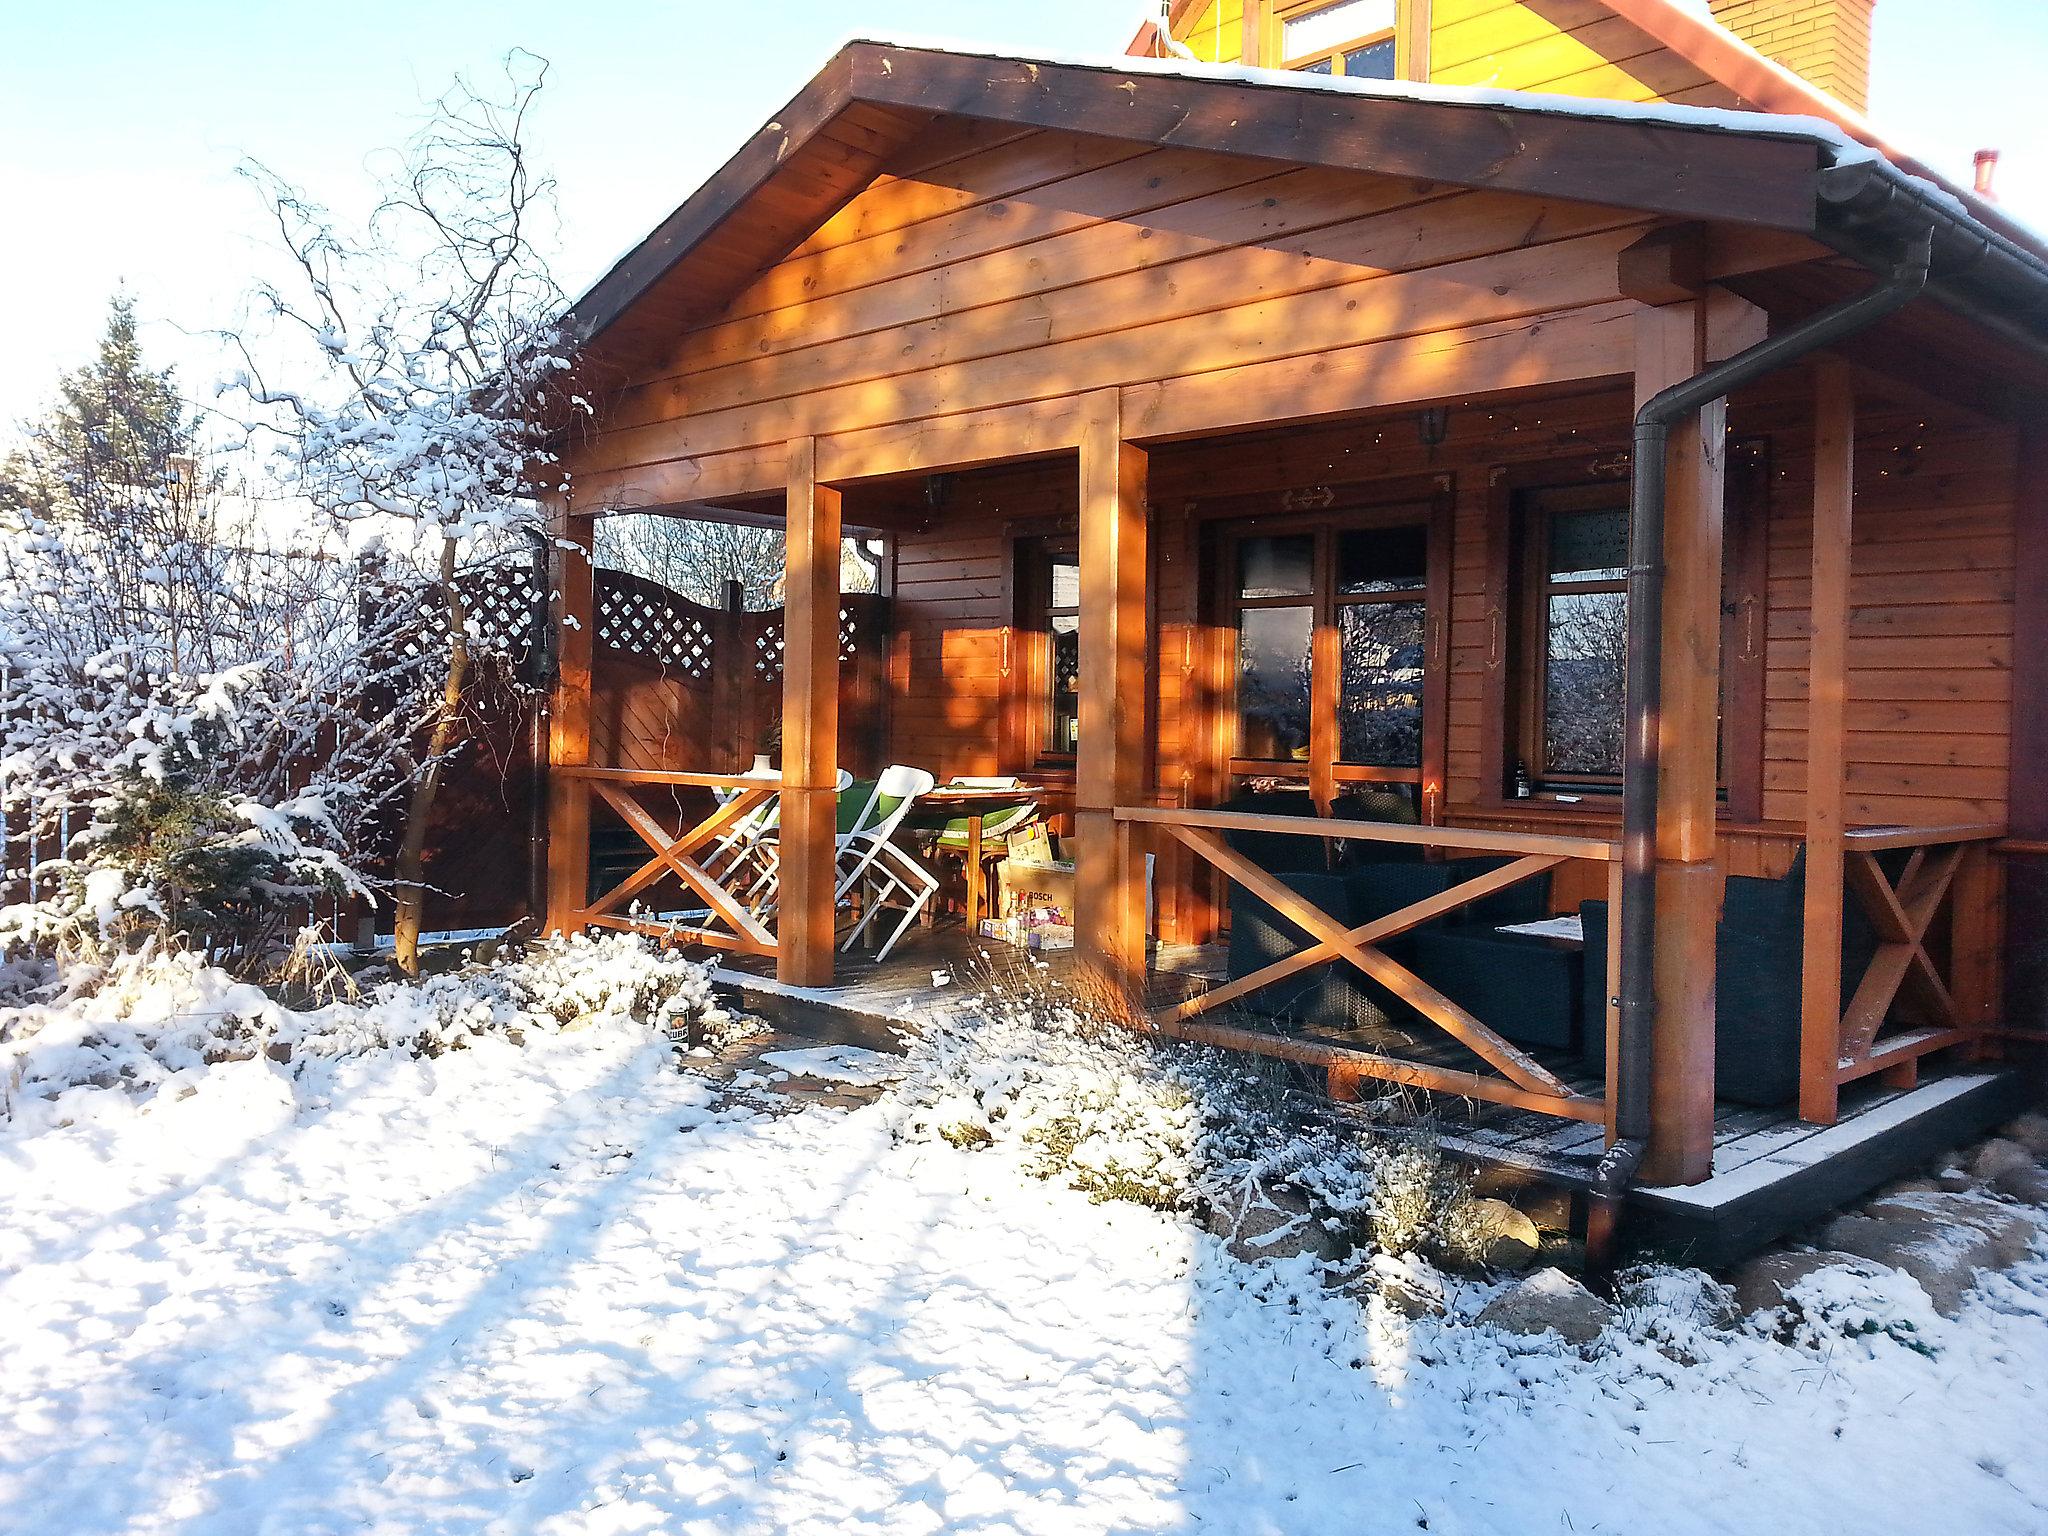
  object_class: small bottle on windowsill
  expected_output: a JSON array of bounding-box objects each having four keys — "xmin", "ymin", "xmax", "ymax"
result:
[{"xmin": 1513, "ymin": 759, "xmax": 1532, "ymax": 799}]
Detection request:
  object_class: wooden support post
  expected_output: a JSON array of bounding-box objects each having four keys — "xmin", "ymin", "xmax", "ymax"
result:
[
  {"xmin": 1637, "ymin": 300, "xmax": 1726, "ymax": 1187},
  {"xmin": 1240, "ymin": 0, "xmax": 1267, "ymax": 66},
  {"xmin": 545, "ymin": 497, "xmax": 594, "ymax": 934},
  {"xmin": 1800, "ymin": 361, "xmax": 1855, "ymax": 1125},
  {"xmin": 1074, "ymin": 392, "xmax": 1150, "ymax": 994},
  {"xmin": 779, "ymin": 438, "xmax": 842, "ymax": 987}
]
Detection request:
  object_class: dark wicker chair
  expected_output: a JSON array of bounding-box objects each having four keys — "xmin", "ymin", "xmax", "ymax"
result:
[
  {"xmin": 1577, "ymin": 849, "xmax": 1883, "ymax": 1106},
  {"xmin": 1219, "ymin": 788, "xmax": 1561, "ymax": 1035}
]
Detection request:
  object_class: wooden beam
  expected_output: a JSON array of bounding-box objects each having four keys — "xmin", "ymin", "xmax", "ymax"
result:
[
  {"xmin": 1619, "ymin": 225, "xmax": 1708, "ymax": 306},
  {"xmin": 1153, "ymin": 1015, "xmax": 1607, "ymax": 1124},
  {"xmin": 1073, "ymin": 393, "xmax": 1150, "ymax": 989},
  {"xmin": 778, "ymin": 437, "xmax": 842, "ymax": 987},
  {"xmin": 843, "ymin": 44, "xmax": 1822, "ymax": 231},
  {"xmin": 1400, "ymin": 0, "xmax": 1433, "ymax": 82},
  {"xmin": 1636, "ymin": 298, "xmax": 1727, "ymax": 1186},
  {"xmin": 544, "ymin": 497, "xmax": 594, "ymax": 935},
  {"xmin": 1241, "ymin": 0, "xmax": 1266, "ymax": 66},
  {"xmin": 1800, "ymin": 360, "xmax": 1854, "ymax": 1126},
  {"xmin": 1113, "ymin": 804, "xmax": 1618, "ymax": 861}
]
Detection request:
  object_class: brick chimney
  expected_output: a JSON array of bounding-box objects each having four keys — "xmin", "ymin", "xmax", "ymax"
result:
[{"xmin": 1709, "ymin": 0, "xmax": 1875, "ymax": 112}]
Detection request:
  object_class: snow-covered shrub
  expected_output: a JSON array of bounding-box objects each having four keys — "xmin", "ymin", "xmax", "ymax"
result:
[
  {"xmin": 884, "ymin": 962, "xmax": 1389, "ymax": 1222},
  {"xmin": 883, "ymin": 970, "xmax": 1207, "ymax": 1210},
  {"xmin": 1613, "ymin": 1263, "xmax": 1740, "ymax": 1361},
  {"xmin": 1775, "ymin": 1262, "xmax": 1943, "ymax": 1357},
  {"xmin": 1, "ymin": 932, "xmax": 720, "ymax": 1111},
  {"xmin": 276, "ymin": 933, "xmax": 721, "ymax": 1061},
  {"xmin": 0, "ymin": 942, "xmax": 280, "ymax": 1110},
  {"xmin": 1362, "ymin": 1134, "xmax": 1486, "ymax": 1265}
]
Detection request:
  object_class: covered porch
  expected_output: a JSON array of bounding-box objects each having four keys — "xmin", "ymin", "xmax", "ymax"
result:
[{"xmin": 544, "ymin": 360, "xmax": 2017, "ymax": 1196}]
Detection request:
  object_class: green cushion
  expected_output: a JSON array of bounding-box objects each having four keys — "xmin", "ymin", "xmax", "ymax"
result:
[
  {"xmin": 933, "ymin": 804, "xmax": 1038, "ymax": 849},
  {"xmin": 836, "ymin": 781, "xmax": 878, "ymax": 835}
]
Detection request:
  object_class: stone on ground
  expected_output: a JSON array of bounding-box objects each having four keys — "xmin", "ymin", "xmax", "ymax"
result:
[
  {"xmin": 1476, "ymin": 1267, "xmax": 1615, "ymax": 1345},
  {"xmin": 1821, "ymin": 1190, "xmax": 2042, "ymax": 1316},
  {"xmin": 1460, "ymin": 1197, "xmax": 1541, "ymax": 1271},
  {"xmin": 2001, "ymin": 1110, "xmax": 2048, "ymax": 1160},
  {"xmin": 1204, "ymin": 1180, "xmax": 1344, "ymax": 1266},
  {"xmin": 1970, "ymin": 1137, "xmax": 2048, "ymax": 1205},
  {"xmin": 1368, "ymin": 1253, "xmax": 1448, "ymax": 1320}
]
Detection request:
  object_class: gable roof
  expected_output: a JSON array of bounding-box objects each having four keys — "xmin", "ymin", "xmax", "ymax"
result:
[{"xmin": 563, "ymin": 39, "xmax": 2048, "ymax": 385}]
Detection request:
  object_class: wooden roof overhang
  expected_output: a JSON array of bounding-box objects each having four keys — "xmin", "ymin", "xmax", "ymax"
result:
[{"xmin": 561, "ymin": 40, "xmax": 2048, "ymax": 436}]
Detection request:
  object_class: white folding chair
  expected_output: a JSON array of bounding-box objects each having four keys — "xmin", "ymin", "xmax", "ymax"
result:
[
  {"xmin": 733, "ymin": 769, "xmax": 851, "ymax": 910},
  {"xmin": 835, "ymin": 765, "xmax": 939, "ymax": 959}
]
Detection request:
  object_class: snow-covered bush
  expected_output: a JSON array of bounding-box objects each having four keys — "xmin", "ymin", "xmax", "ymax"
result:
[
  {"xmin": 0, "ymin": 300, "xmax": 409, "ymax": 975},
  {"xmin": 0, "ymin": 932, "xmax": 719, "ymax": 1112},
  {"xmin": 883, "ymin": 963, "xmax": 1386, "ymax": 1220},
  {"xmin": 883, "ymin": 969, "xmax": 1209, "ymax": 1210},
  {"xmin": 1775, "ymin": 1262, "xmax": 1943, "ymax": 1356},
  {"xmin": 1613, "ymin": 1263, "xmax": 1741, "ymax": 1361},
  {"xmin": 1360, "ymin": 1134, "xmax": 1491, "ymax": 1266}
]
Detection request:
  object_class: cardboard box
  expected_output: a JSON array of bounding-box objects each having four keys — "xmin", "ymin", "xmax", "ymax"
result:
[{"xmin": 998, "ymin": 854, "xmax": 1076, "ymax": 925}]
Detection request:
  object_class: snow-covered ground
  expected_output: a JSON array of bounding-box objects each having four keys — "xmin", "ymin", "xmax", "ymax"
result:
[{"xmin": 5, "ymin": 973, "xmax": 2048, "ymax": 1534}]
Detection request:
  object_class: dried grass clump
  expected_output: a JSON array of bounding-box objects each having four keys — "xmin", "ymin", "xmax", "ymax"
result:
[{"xmin": 1365, "ymin": 1134, "xmax": 1487, "ymax": 1267}]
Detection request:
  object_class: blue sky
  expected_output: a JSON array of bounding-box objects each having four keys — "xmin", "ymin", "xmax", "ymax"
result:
[{"xmin": 3, "ymin": 0, "xmax": 2045, "ymax": 425}]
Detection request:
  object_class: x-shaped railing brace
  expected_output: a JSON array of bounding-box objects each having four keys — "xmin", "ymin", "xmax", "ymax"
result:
[
  {"xmin": 1158, "ymin": 824, "xmax": 1577, "ymax": 1101},
  {"xmin": 584, "ymin": 783, "xmax": 777, "ymax": 953},
  {"xmin": 1839, "ymin": 843, "xmax": 1964, "ymax": 1063}
]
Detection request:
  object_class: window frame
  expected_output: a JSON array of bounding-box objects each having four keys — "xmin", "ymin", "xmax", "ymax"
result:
[
  {"xmin": 1270, "ymin": 0, "xmax": 1416, "ymax": 79},
  {"xmin": 1477, "ymin": 444, "xmax": 1770, "ymax": 817},
  {"xmin": 1201, "ymin": 473, "xmax": 1453, "ymax": 815},
  {"xmin": 1007, "ymin": 530, "xmax": 1083, "ymax": 771},
  {"xmin": 1516, "ymin": 482, "xmax": 1633, "ymax": 792}
]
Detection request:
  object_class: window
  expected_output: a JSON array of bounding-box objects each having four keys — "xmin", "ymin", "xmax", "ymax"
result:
[
  {"xmin": 1226, "ymin": 502, "xmax": 1436, "ymax": 799},
  {"xmin": 1012, "ymin": 536, "xmax": 1081, "ymax": 763},
  {"xmin": 1526, "ymin": 494, "xmax": 1630, "ymax": 785},
  {"xmin": 1486, "ymin": 447, "xmax": 1769, "ymax": 815},
  {"xmin": 1046, "ymin": 554, "xmax": 1081, "ymax": 755},
  {"xmin": 1279, "ymin": 0, "xmax": 1399, "ymax": 78}
]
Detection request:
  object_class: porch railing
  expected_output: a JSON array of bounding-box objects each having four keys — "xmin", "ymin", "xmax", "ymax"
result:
[
  {"xmin": 1801, "ymin": 821, "xmax": 2003, "ymax": 1119},
  {"xmin": 556, "ymin": 766, "xmax": 780, "ymax": 956},
  {"xmin": 1112, "ymin": 806, "xmax": 1617, "ymax": 1126}
]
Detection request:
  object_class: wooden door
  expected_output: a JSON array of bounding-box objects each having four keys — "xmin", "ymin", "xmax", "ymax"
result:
[{"xmin": 1216, "ymin": 480, "xmax": 1452, "ymax": 817}]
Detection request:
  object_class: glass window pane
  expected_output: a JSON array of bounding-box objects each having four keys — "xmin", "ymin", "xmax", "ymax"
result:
[
  {"xmin": 1283, "ymin": 0, "xmax": 1395, "ymax": 58},
  {"xmin": 1049, "ymin": 559, "xmax": 1080, "ymax": 612},
  {"xmin": 1297, "ymin": 55, "xmax": 1335, "ymax": 74},
  {"xmin": 1341, "ymin": 38, "xmax": 1397, "ymax": 78},
  {"xmin": 1238, "ymin": 535, "xmax": 1315, "ymax": 599},
  {"xmin": 1549, "ymin": 506, "xmax": 1629, "ymax": 582},
  {"xmin": 1237, "ymin": 605, "xmax": 1313, "ymax": 760},
  {"xmin": 1544, "ymin": 590, "xmax": 1628, "ymax": 776},
  {"xmin": 1336, "ymin": 524, "xmax": 1427, "ymax": 594},
  {"xmin": 1048, "ymin": 615, "xmax": 1079, "ymax": 753},
  {"xmin": 1338, "ymin": 600, "xmax": 1424, "ymax": 766}
]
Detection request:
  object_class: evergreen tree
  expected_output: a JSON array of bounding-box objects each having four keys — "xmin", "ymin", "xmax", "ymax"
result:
[{"xmin": 0, "ymin": 291, "xmax": 196, "ymax": 529}]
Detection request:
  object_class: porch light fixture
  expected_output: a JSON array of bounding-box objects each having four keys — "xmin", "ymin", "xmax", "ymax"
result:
[{"xmin": 1416, "ymin": 406, "xmax": 1449, "ymax": 449}]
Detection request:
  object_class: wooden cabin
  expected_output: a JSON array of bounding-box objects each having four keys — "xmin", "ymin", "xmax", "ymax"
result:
[{"xmin": 541, "ymin": 9, "xmax": 2048, "ymax": 1251}]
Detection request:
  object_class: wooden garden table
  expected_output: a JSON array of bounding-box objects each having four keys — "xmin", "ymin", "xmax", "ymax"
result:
[{"xmin": 911, "ymin": 783, "xmax": 1076, "ymax": 928}]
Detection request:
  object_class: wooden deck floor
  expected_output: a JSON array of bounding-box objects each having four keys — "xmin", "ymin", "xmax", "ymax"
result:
[{"xmin": 711, "ymin": 928, "xmax": 2027, "ymax": 1265}]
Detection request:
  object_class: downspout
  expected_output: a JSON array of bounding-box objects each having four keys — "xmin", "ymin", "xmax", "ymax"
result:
[
  {"xmin": 527, "ymin": 528, "xmax": 557, "ymax": 932},
  {"xmin": 1592, "ymin": 226, "xmax": 1934, "ymax": 1204}
]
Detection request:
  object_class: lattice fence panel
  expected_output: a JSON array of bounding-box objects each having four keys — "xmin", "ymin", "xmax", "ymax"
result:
[
  {"xmin": 596, "ymin": 574, "xmax": 716, "ymax": 677},
  {"xmin": 753, "ymin": 618, "xmax": 785, "ymax": 682}
]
